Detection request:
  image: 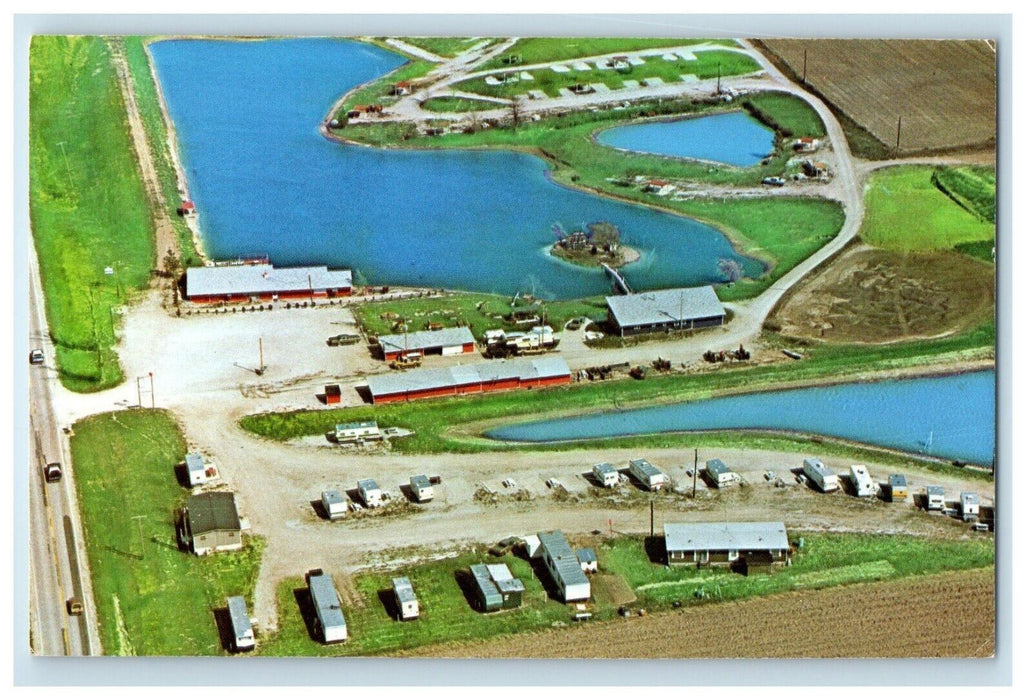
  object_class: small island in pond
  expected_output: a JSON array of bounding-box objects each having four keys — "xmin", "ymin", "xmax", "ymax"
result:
[{"xmin": 550, "ymin": 221, "xmax": 640, "ymax": 269}]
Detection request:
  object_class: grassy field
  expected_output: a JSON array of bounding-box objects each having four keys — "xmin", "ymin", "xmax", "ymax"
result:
[
  {"xmin": 122, "ymin": 37, "xmax": 202, "ymax": 266},
  {"xmin": 394, "ymin": 37, "xmax": 488, "ymax": 58},
  {"xmin": 483, "ymin": 38, "xmax": 741, "ymax": 70},
  {"xmin": 259, "ymin": 532, "xmax": 992, "ymax": 656},
  {"xmin": 239, "ymin": 319, "xmax": 993, "ymax": 460},
  {"xmin": 604, "ymin": 532, "xmax": 993, "ymax": 606},
  {"xmin": 71, "ymin": 409, "xmax": 264, "ymax": 655},
  {"xmin": 860, "ymin": 166, "xmax": 995, "ymax": 252},
  {"xmin": 352, "ymin": 292, "xmax": 609, "ymax": 339},
  {"xmin": 744, "ymin": 92, "xmax": 826, "ymax": 138},
  {"xmin": 459, "ymin": 50, "xmax": 759, "ymax": 100},
  {"xmin": 421, "ymin": 96, "xmax": 502, "ymax": 112},
  {"xmin": 932, "ymin": 166, "xmax": 996, "ymax": 223},
  {"xmin": 29, "ymin": 36, "xmax": 154, "ymax": 391}
]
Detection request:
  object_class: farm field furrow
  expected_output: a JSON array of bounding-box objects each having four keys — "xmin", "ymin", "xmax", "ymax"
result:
[
  {"xmin": 760, "ymin": 39, "xmax": 995, "ymax": 155},
  {"xmin": 404, "ymin": 567, "xmax": 994, "ymax": 658}
]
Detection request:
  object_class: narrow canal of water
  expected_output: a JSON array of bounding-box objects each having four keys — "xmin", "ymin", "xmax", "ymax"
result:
[{"xmin": 487, "ymin": 371, "xmax": 996, "ymax": 466}]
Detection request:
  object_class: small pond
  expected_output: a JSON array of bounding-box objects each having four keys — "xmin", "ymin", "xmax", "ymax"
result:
[{"xmin": 596, "ymin": 111, "xmax": 776, "ymax": 167}]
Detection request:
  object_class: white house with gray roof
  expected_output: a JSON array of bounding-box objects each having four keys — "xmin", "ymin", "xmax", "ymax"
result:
[
  {"xmin": 664, "ymin": 522, "xmax": 790, "ymax": 569},
  {"xmin": 606, "ymin": 286, "xmax": 725, "ymax": 337}
]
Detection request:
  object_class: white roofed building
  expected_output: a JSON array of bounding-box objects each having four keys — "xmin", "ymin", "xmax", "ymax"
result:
[
  {"xmin": 185, "ymin": 263, "xmax": 352, "ymax": 303},
  {"xmin": 606, "ymin": 287, "xmax": 725, "ymax": 337},
  {"xmin": 664, "ymin": 522, "xmax": 790, "ymax": 571}
]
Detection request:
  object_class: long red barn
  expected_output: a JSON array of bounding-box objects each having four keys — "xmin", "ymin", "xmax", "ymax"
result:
[{"xmin": 365, "ymin": 357, "xmax": 571, "ymax": 404}]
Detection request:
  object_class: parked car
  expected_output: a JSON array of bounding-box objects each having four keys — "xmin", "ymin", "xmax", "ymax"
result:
[
  {"xmin": 762, "ymin": 176, "xmax": 786, "ymax": 187},
  {"xmin": 326, "ymin": 333, "xmax": 361, "ymax": 347},
  {"xmin": 29, "ymin": 349, "xmax": 44, "ymax": 365},
  {"xmin": 44, "ymin": 462, "xmax": 62, "ymax": 483},
  {"xmin": 66, "ymin": 597, "xmax": 83, "ymax": 616}
]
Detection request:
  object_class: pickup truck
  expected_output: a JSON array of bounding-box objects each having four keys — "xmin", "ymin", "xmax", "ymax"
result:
[
  {"xmin": 29, "ymin": 349, "xmax": 44, "ymax": 365},
  {"xmin": 762, "ymin": 176, "xmax": 786, "ymax": 187}
]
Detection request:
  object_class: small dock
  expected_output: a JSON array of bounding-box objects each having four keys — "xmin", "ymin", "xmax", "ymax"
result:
[{"xmin": 602, "ymin": 263, "xmax": 632, "ymax": 295}]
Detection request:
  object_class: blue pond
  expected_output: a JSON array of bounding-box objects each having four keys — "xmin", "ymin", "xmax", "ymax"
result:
[
  {"xmin": 149, "ymin": 38, "xmax": 764, "ymax": 299},
  {"xmin": 596, "ymin": 111, "xmax": 776, "ymax": 167},
  {"xmin": 488, "ymin": 371, "xmax": 996, "ymax": 466}
]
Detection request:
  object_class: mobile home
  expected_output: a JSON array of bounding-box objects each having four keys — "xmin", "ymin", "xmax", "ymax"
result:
[
  {"xmin": 227, "ymin": 596, "xmax": 255, "ymax": 652},
  {"xmin": 409, "ymin": 474, "xmax": 434, "ymax": 502},
  {"xmin": 629, "ymin": 459, "xmax": 666, "ymax": 491},
  {"xmin": 392, "ymin": 577, "xmax": 419, "ymax": 620},
  {"xmin": 321, "ymin": 490, "xmax": 348, "ymax": 520},
  {"xmin": 335, "ymin": 421, "xmax": 380, "ymax": 443},
  {"xmin": 704, "ymin": 459, "xmax": 737, "ymax": 488},
  {"xmin": 960, "ymin": 492, "xmax": 980, "ymax": 521},
  {"xmin": 802, "ymin": 458, "xmax": 839, "ymax": 493},
  {"xmin": 537, "ymin": 530, "xmax": 591, "ymax": 602},
  {"xmin": 357, "ymin": 479, "xmax": 384, "ymax": 508},
  {"xmin": 849, "ymin": 465, "xmax": 875, "ymax": 497},
  {"xmin": 469, "ymin": 563, "xmax": 525, "ymax": 612},
  {"xmin": 185, "ymin": 453, "xmax": 207, "ymax": 486},
  {"xmin": 306, "ymin": 570, "xmax": 347, "ymax": 643},
  {"xmin": 592, "ymin": 462, "xmax": 620, "ymax": 488},
  {"xmin": 926, "ymin": 485, "xmax": 946, "ymax": 511},
  {"xmin": 888, "ymin": 474, "xmax": 909, "ymax": 502}
]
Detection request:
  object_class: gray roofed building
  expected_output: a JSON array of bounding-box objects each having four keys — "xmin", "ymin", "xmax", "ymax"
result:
[
  {"xmin": 365, "ymin": 357, "xmax": 571, "ymax": 403},
  {"xmin": 378, "ymin": 327, "xmax": 476, "ymax": 355},
  {"xmin": 392, "ymin": 576, "xmax": 420, "ymax": 620},
  {"xmin": 181, "ymin": 492, "xmax": 243, "ymax": 555},
  {"xmin": 537, "ymin": 530, "xmax": 591, "ymax": 601},
  {"xmin": 185, "ymin": 264, "xmax": 352, "ymax": 300},
  {"xmin": 664, "ymin": 522, "xmax": 791, "ymax": 569},
  {"xmin": 185, "ymin": 452, "xmax": 206, "ymax": 486},
  {"xmin": 606, "ymin": 286, "xmax": 725, "ymax": 337}
]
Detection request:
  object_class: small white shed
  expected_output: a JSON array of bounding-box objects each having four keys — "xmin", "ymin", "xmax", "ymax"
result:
[
  {"xmin": 926, "ymin": 485, "xmax": 946, "ymax": 511},
  {"xmin": 960, "ymin": 492, "xmax": 980, "ymax": 521},
  {"xmin": 185, "ymin": 453, "xmax": 207, "ymax": 486}
]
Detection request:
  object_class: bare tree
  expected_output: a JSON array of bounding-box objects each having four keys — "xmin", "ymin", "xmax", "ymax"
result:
[{"xmin": 718, "ymin": 258, "xmax": 743, "ymax": 283}]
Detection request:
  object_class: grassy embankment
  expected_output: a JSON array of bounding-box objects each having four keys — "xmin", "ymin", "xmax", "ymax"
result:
[
  {"xmin": 239, "ymin": 318, "xmax": 993, "ymax": 473},
  {"xmin": 29, "ymin": 36, "xmax": 154, "ymax": 391},
  {"xmin": 71, "ymin": 409, "xmax": 263, "ymax": 655},
  {"xmin": 340, "ymin": 92, "xmax": 839, "ymax": 302},
  {"xmin": 482, "ymin": 37, "xmax": 743, "ymax": 70},
  {"xmin": 861, "ymin": 166, "xmax": 996, "ymax": 262},
  {"xmin": 336, "ymin": 54, "xmax": 437, "ymax": 117},
  {"xmin": 394, "ymin": 36, "xmax": 498, "ymax": 58},
  {"xmin": 457, "ymin": 50, "xmax": 760, "ymax": 100},
  {"xmin": 259, "ymin": 532, "xmax": 992, "ymax": 656},
  {"xmin": 352, "ymin": 292, "xmax": 609, "ymax": 339},
  {"xmin": 122, "ymin": 36, "xmax": 202, "ymax": 267}
]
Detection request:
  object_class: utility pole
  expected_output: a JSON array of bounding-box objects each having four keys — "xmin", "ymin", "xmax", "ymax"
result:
[
  {"xmin": 649, "ymin": 498, "xmax": 654, "ymax": 538},
  {"xmin": 149, "ymin": 372, "xmax": 155, "ymax": 409},
  {"xmin": 895, "ymin": 115, "xmax": 902, "ymax": 152},
  {"xmin": 258, "ymin": 337, "xmax": 265, "ymax": 375},
  {"xmin": 802, "ymin": 49, "xmax": 808, "ymax": 83},
  {"xmin": 693, "ymin": 448, "xmax": 698, "ymax": 498},
  {"xmin": 716, "ymin": 61, "xmax": 722, "ymax": 94},
  {"xmin": 137, "ymin": 375, "xmax": 143, "ymax": 408}
]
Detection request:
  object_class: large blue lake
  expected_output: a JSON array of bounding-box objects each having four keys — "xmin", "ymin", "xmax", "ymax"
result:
[
  {"xmin": 596, "ymin": 111, "xmax": 776, "ymax": 167},
  {"xmin": 488, "ymin": 371, "xmax": 996, "ymax": 466},
  {"xmin": 150, "ymin": 38, "xmax": 764, "ymax": 298}
]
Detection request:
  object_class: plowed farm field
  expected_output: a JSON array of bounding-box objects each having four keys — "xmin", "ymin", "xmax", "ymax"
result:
[
  {"xmin": 760, "ymin": 39, "xmax": 996, "ymax": 154},
  {"xmin": 404, "ymin": 567, "xmax": 994, "ymax": 658}
]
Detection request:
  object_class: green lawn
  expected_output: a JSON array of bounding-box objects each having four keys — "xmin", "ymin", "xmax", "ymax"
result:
[
  {"xmin": 860, "ymin": 166, "xmax": 995, "ymax": 252},
  {"xmin": 603, "ymin": 532, "xmax": 994, "ymax": 606},
  {"xmin": 460, "ymin": 50, "xmax": 759, "ymax": 100},
  {"xmin": 71, "ymin": 409, "xmax": 264, "ymax": 655},
  {"xmin": 122, "ymin": 36, "xmax": 202, "ymax": 266},
  {"xmin": 352, "ymin": 292, "xmax": 609, "ymax": 339},
  {"xmin": 239, "ymin": 319, "xmax": 993, "ymax": 458},
  {"xmin": 484, "ymin": 38, "xmax": 742, "ymax": 70},
  {"xmin": 744, "ymin": 92, "xmax": 826, "ymax": 138},
  {"xmin": 260, "ymin": 532, "xmax": 992, "ymax": 656},
  {"xmin": 421, "ymin": 96, "xmax": 501, "ymax": 112},
  {"xmin": 396, "ymin": 37, "xmax": 487, "ymax": 58},
  {"xmin": 29, "ymin": 36, "xmax": 155, "ymax": 391},
  {"xmin": 336, "ymin": 57, "xmax": 437, "ymax": 118},
  {"xmin": 931, "ymin": 166, "xmax": 996, "ymax": 223},
  {"xmin": 261, "ymin": 552, "xmax": 572, "ymax": 656}
]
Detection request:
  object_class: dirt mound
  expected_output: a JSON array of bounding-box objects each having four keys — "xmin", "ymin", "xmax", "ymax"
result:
[{"xmin": 773, "ymin": 245, "xmax": 994, "ymax": 343}]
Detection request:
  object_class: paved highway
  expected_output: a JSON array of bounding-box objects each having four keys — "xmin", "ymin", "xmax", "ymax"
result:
[{"xmin": 27, "ymin": 248, "xmax": 98, "ymax": 656}]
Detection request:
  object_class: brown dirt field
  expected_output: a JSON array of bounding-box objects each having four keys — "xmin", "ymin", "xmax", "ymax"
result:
[
  {"xmin": 760, "ymin": 39, "xmax": 996, "ymax": 154},
  {"xmin": 772, "ymin": 244, "xmax": 995, "ymax": 343},
  {"xmin": 403, "ymin": 567, "xmax": 994, "ymax": 658}
]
